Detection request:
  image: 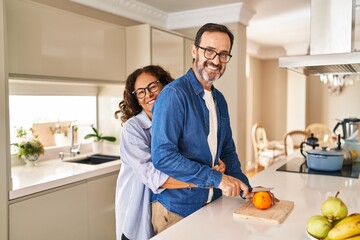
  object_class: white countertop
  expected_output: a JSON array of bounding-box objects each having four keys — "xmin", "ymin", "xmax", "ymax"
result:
[
  {"xmin": 10, "ymin": 154, "xmax": 121, "ymax": 200},
  {"xmin": 151, "ymin": 156, "xmax": 360, "ymax": 240}
]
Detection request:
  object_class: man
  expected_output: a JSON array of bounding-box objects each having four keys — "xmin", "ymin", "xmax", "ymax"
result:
[{"xmin": 151, "ymin": 23, "xmax": 252, "ymax": 233}]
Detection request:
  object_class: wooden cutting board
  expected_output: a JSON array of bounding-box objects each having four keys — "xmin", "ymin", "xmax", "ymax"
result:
[{"xmin": 233, "ymin": 200, "xmax": 294, "ymax": 224}]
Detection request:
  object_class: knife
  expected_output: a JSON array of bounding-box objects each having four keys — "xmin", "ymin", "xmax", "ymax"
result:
[
  {"xmin": 250, "ymin": 187, "xmax": 274, "ymax": 193},
  {"xmin": 239, "ymin": 187, "xmax": 274, "ymax": 198}
]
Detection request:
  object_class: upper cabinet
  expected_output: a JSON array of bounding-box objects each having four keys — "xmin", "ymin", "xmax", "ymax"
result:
[
  {"xmin": 126, "ymin": 24, "xmax": 193, "ymax": 79},
  {"xmin": 6, "ymin": 0, "xmax": 126, "ymax": 82}
]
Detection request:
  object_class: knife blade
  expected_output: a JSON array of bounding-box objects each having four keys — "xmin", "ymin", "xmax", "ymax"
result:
[
  {"xmin": 250, "ymin": 187, "xmax": 274, "ymax": 193},
  {"xmin": 239, "ymin": 187, "xmax": 274, "ymax": 198}
]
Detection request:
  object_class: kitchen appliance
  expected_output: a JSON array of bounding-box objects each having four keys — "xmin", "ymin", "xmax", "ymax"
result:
[
  {"xmin": 300, "ymin": 134, "xmax": 346, "ymax": 171},
  {"xmin": 279, "ymin": 0, "xmax": 360, "ymax": 76},
  {"xmin": 333, "ymin": 118, "xmax": 360, "ymax": 141},
  {"xmin": 233, "ymin": 200, "xmax": 294, "ymax": 225},
  {"xmin": 305, "ymin": 148, "xmax": 344, "ymax": 171},
  {"xmin": 276, "ymin": 157, "xmax": 360, "ymax": 179}
]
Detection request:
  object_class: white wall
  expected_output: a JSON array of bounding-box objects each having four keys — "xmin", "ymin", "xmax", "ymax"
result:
[
  {"xmin": 287, "ymin": 71, "xmax": 307, "ymax": 131},
  {"xmin": 98, "ymin": 84, "xmax": 125, "ymax": 155},
  {"xmin": 307, "ymin": 75, "xmax": 360, "ymax": 131}
]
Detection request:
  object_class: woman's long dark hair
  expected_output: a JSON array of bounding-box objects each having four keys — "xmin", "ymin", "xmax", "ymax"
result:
[{"xmin": 114, "ymin": 65, "xmax": 173, "ymax": 124}]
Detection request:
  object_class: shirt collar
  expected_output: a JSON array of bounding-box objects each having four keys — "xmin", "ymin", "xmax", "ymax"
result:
[
  {"xmin": 135, "ymin": 110, "xmax": 152, "ymax": 130},
  {"xmin": 187, "ymin": 68, "xmax": 216, "ymax": 98}
]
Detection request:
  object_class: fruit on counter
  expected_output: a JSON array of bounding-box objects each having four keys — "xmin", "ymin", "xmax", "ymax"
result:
[
  {"xmin": 322, "ymin": 192, "xmax": 348, "ymax": 221},
  {"xmin": 305, "ymin": 191, "xmax": 360, "ymax": 240},
  {"xmin": 342, "ymin": 235, "xmax": 360, "ymax": 240},
  {"xmin": 306, "ymin": 215, "xmax": 333, "ymax": 239},
  {"xmin": 326, "ymin": 213, "xmax": 360, "ymax": 240},
  {"xmin": 252, "ymin": 191, "xmax": 272, "ymax": 210}
]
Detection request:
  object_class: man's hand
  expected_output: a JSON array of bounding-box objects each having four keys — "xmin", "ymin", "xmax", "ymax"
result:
[{"xmin": 218, "ymin": 174, "xmax": 250, "ymax": 197}]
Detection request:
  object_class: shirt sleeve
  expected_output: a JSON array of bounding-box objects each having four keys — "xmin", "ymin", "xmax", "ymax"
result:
[{"xmin": 120, "ymin": 120, "xmax": 169, "ymax": 194}]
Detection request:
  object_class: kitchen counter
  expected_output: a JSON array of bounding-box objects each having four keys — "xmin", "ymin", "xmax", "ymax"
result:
[
  {"xmin": 151, "ymin": 155, "xmax": 360, "ymax": 240},
  {"xmin": 10, "ymin": 154, "xmax": 121, "ymax": 200}
]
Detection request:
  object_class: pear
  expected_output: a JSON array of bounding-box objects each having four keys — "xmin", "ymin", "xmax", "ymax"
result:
[
  {"xmin": 307, "ymin": 215, "xmax": 333, "ymax": 239},
  {"xmin": 321, "ymin": 192, "xmax": 348, "ymax": 221}
]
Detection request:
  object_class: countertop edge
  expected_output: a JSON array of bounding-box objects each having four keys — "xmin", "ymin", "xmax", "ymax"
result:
[{"xmin": 9, "ymin": 161, "xmax": 120, "ymax": 200}]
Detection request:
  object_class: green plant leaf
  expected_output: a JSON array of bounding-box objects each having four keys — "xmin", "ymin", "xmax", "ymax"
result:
[
  {"xmin": 101, "ymin": 136, "xmax": 117, "ymax": 142},
  {"xmin": 83, "ymin": 127, "xmax": 116, "ymax": 142},
  {"xmin": 84, "ymin": 134, "xmax": 97, "ymax": 140},
  {"xmin": 92, "ymin": 127, "xmax": 99, "ymax": 136}
]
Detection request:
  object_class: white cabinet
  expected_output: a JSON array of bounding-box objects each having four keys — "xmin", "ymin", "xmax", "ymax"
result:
[
  {"xmin": 6, "ymin": 0, "xmax": 126, "ymax": 82},
  {"xmin": 9, "ymin": 181, "xmax": 88, "ymax": 240},
  {"xmin": 9, "ymin": 172, "xmax": 118, "ymax": 240},
  {"xmin": 126, "ymin": 24, "xmax": 193, "ymax": 79},
  {"xmin": 87, "ymin": 173, "xmax": 117, "ymax": 240}
]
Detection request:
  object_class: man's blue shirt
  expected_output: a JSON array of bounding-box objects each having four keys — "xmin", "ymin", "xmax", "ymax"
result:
[{"xmin": 151, "ymin": 68, "xmax": 250, "ymax": 217}]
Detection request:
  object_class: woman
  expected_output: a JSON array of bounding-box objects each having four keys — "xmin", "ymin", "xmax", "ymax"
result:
[{"xmin": 114, "ymin": 65, "xmax": 226, "ymax": 240}]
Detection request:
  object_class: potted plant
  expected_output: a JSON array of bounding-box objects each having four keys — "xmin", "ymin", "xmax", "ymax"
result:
[
  {"xmin": 11, "ymin": 127, "xmax": 45, "ymax": 166},
  {"xmin": 84, "ymin": 126, "xmax": 117, "ymax": 153}
]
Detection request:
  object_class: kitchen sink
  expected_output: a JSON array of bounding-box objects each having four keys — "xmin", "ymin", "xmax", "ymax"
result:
[{"xmin": 67, "ymin": 154, "xmax": 120, "ymax": 165}]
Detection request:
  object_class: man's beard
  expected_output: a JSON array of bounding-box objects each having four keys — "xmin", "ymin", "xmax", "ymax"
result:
[{"xmin": 195, "ymin": 55, "xmax": 225, "ymax": 84}]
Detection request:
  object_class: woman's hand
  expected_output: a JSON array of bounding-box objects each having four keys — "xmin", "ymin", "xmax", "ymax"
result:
[
  {"xmin": 269, "ymin": 191, "xmax": 280, "ymax": 206},
  {"xmin": 213, "ymin": 159, "xmax": 226, "ymax": 173}
]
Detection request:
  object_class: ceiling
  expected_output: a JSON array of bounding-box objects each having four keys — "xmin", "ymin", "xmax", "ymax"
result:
[
  {"xmin": 136, "ymin": 0, "xmax": 312, "ymax": 53},
  {"xmin": 69, "ymin": 0, "xmax": 360, "ymax": 59}
]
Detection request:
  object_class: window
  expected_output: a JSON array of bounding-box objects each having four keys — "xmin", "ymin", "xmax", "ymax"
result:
[{"xmin": 9, "ymin": 95, "xmax": 97, "ymax": 151}]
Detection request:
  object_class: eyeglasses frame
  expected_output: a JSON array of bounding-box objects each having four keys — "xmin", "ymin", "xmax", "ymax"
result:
[
  {"xmin": 195, "ymin": 45, "xmax": 232, "ymax": 63},
  {"xmin": 132, "ymin": 80, "xmax": 160, "ymax": 99}
]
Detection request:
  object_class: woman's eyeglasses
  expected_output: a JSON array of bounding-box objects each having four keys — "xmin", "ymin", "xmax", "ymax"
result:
[
  {"xmin": 195, "ymin": 45, "xmax": 232, "ymax": 63},
  {"xmin": 132, "ymin": 80, "xmax": 160, "ymax": 99}
]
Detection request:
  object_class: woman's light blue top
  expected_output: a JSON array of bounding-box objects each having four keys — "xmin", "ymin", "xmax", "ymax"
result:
[{"xmin": 115, "ymin": 110, "xmax": 169, "ymax": 240}]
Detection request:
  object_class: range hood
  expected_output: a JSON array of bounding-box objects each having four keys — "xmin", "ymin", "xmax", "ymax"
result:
[{"xmin": 279, "ymin": 0, "xmax": 360, "ymax": 76}]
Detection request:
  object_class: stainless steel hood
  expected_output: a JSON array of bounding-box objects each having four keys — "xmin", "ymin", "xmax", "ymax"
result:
[{"xmin": 279, "ymin": 0, "xmax": 360, "ymax": 76}]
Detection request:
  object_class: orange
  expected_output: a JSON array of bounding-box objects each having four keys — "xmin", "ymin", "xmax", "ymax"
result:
[{"xmin": 252, "ymin": 191, "xmax": 272, "ymax": 210}]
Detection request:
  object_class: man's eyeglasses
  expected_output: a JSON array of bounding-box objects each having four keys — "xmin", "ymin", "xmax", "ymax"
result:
[
  {"xmin": 132, "ymin": 80, "xmax": 160, "ymax": 99},
  {"xmin": 195, "ymin": 45, "xmax": 232, "ymax": 63}
]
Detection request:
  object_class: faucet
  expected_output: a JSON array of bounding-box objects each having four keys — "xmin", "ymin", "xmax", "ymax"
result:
[{"xmin": 59, "ymin": 122, "xmax": 93, "ymax": 160}]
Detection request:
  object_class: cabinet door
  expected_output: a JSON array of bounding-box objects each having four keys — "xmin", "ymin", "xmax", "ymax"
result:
[
  {"xmin": 9, "ymin": 182, "xmax": 88, "ymax": 240},
  {"xmin": 7, "ymin": 0, "xmax": 125, "ymax": 81},
  {"xmin": 152, "ymin": 29, "xmax": 184, "ymax": 79},
  {"xmin": 87, "ymin": 172, "xmax": 118, "ymax": 240},
  {"xmin": 125, "ymin": 24, "xmax": 151, "ymax": 75}
]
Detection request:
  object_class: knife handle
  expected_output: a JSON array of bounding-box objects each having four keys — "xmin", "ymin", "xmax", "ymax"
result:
[{"xmin": 239, "ymin": 187, "xmax": 253, "ymax": 199}]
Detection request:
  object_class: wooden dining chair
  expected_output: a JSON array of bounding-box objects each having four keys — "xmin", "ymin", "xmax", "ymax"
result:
[
  {"xmin": 252, "ymin": 123, "xmax": 284, "ymax": 171},
  {"xmin": 283, "ymin": 130, "xmax": 310, "ymax": 156},
  {"xmin": 305, "ymin": 123, "xmax": 332, "ymax": 147}
]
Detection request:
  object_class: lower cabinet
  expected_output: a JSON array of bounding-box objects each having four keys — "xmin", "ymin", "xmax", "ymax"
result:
[
  {"xmin": 87, "ymin": 173, "xmax": 117, "ymax": 240},
  {"xmin": 9, "ymin": 172, "xmax": 118, "ymax": 240}
]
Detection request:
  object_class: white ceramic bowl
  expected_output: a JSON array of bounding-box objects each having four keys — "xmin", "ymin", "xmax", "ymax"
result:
[{"xmin": 305, "ymin": 230, "xmax": 319, "ymax": 240}]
